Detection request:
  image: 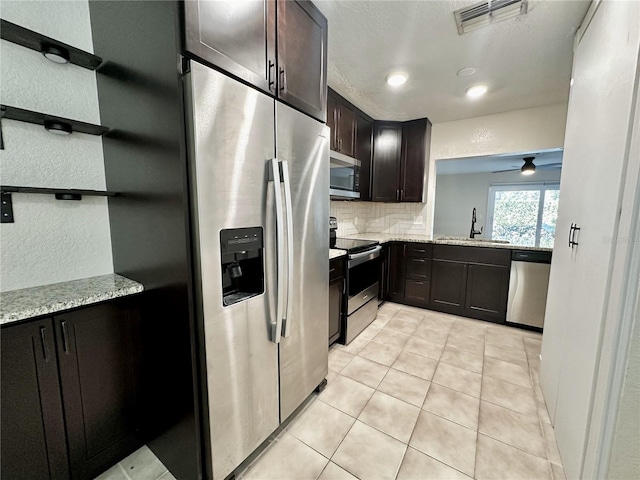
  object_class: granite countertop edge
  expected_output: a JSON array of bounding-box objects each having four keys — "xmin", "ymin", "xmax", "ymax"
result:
[
  {"xmin": 329, "ymin": 248, "xmax": 348, "ymax": 260},
  {"xmin": 0, "ymin": 274, "xmax": 144, "ymax": 325},
  {"xmin": 341, "ymin": 234, "xmax": 553, "ymax": 253}
]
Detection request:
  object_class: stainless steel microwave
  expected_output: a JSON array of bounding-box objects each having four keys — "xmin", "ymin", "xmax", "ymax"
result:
[{"xmin": 329, "ymin": 150, "xmax": 361, "ymax": 199}]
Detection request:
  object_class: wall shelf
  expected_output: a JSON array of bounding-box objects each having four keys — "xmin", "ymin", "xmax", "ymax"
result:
[
  {"xmin": 1, "ymin": 186, "xmax": 118, "ymax": 224},
  {"xmin": 1, "ymin": 105, "xmax": 109, "ymax": 136},
  {"xmin": 0, "ymin": 19, "xmax": 102, "ymax": 70}
]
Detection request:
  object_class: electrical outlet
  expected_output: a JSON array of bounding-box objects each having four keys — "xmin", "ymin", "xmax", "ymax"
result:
[{"xmin": 413, "ymin": 215, "xmax": 423, "ymax": 225}]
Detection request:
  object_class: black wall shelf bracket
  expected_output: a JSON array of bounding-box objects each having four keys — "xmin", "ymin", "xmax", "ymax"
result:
[
  {"xmin": 0, "ymin": 186, "xmax": 118, "ymax": 224},
  {"xmin": 1, "ymin": 105, "xmax": 109, "ymax": 136},
  {"xmin": 0, "ymin": 19, "xmax": 103, "ymax": 70}
]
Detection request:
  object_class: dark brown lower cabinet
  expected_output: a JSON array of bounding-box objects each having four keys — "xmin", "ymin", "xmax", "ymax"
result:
[
  {"xmin": 0, "ymin": 299, "xmax": 143, "ymax": 480},
  {"xmin": 329, "ymin": 257, "xmax": 346, "ymax": 345},
  {"xmin": 465, "ymin": 263, "xmax": 510, "ymax": 323},
  {"xmin": 56, "ymin": 302, "xmax": 143, "ymax": 479},
  {"xmin": 404, "ymin": 279, "xmax": 430, "ymax": 307},
  {"xmin": 1, "ymin": 319, "xmax": 69, "ymax": 480},
  {"xmin": 387, "ymin": 243, "xmax": 406, "ymax": 302},
  {"xmin": 430, "ymin": 260, "xmax": 467, "ymax": 315},
  {"xmin": 379, "ymin": 244, "xmax": 390, "ymax": 300}
]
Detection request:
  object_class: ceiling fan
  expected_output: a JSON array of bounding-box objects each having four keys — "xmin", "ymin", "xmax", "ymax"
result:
[{"xmin": 492, "ymin": 156, "xmax": 562, "ymax": 175}]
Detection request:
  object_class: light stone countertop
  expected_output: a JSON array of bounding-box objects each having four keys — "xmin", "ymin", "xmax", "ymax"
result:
[
  {"xmin": 0, "ymin": 274, "xmax": 144, "ymax": 325},
  {"xmin": 341, "ymin": 233, "xmax": 553, "ymax": 252},
  {"xmin": 330, "ymin": 248, "xmax": 347, "ymax": 260}
]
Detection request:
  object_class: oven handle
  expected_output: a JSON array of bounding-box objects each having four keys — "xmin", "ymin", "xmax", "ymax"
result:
[{"xmin": 348, "ymin": 245, "xmax": 382, "ymax": 268}]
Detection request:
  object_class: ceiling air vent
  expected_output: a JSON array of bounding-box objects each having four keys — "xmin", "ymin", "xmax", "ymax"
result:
[{"xmin": 454, "ymin": 0, "xmax": 528, "ymax": 35}]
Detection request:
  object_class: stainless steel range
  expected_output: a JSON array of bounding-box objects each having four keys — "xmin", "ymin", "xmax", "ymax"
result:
[{"xmin": 335, "ymin": 238, "xmax": 381, "ymax": 343}]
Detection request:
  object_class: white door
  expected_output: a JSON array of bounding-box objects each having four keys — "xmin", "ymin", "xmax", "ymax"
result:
[{"xmin": 540, "ymin": 2, "xmax": 640, "ymax": 479}]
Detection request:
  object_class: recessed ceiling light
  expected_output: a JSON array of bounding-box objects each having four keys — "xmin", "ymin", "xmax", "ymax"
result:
[
  {"xmin": 466, "ymin": 85, "xmax": 488, "ymax": 98},
  {"xmin": 386, "ymin": 72, "xmax": 408, "ymax": 87},
  {"xmin": 457, "ymin": 67, "xmax": 476, "ymax": 77}
]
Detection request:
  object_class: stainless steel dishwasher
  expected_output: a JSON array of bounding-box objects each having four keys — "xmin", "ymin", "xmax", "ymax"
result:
[{"xmin": 506, "ymin": 250, "xmax": 552, "ymax": 329}]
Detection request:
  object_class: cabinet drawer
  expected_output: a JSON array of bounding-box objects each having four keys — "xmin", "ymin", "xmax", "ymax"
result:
[
  {"xmin": 405, "ymin": 242, "xmax": 432, "ymax": 258},
  {"xmin": 432, "ymin": 245, "xmax": 511, "ymax": 266},
  {"xmin": 330, "ymin": 257, "xmax": 345, "ymax": 281},
  {"xmin": 405, "ymin": 279, "xmax": 430, "ymax": 304},
  {"xmin": 406, "ymin": 257, "xmax": 431, "ymax": 280}
]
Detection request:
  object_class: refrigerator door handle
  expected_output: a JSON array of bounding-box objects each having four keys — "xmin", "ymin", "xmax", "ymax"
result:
[
  {"xmin": 271, "ymin": 158, "xmax": 285, "ymax": 343},
  {"xmin": 280, "ymin": 160, "xmax": 295, "ymax": 338}
]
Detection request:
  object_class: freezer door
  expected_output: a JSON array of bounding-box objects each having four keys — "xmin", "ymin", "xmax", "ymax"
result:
[
  {"xmin": 276, "ymin": 102, "xmax": 329, "ymax": 421},
  {"xmin": 185, "ymin": 62, "xmax": 279, "ymax": 480}
]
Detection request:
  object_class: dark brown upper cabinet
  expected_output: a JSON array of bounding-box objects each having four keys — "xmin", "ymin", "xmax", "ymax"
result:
[
  {"xmin": 184, "ymin": 0, "xmax": 327, "ymax": 122},
  {"xmin": 371, "ymin": 122, "xmax": 403, "ymax": 202},
  {"xmin": 355, "ymin": 112, "xmax": 373, "ymax": 201},
  {"xmin": 371, "ymin": 118, "xmax": 431, "ymax": 203},
  {"xmin": 184, "ymin": 0, "xmax": 277, "ymax": 95},
  {"xmin": 401, "ymin": 118, "xmax": 431, "ymax": 202},
  {"xmin": 276, "ymin": 0, "xmax": 327, "ymax": 122},
  {"xmin": 327, "ymin": 88, "xmax": 357, "ymax": 156}
]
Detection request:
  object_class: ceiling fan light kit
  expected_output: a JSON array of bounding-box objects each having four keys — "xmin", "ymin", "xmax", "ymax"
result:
[{"xmin": 521, "ymin": 156, "xmax": 536, "ymax": 175}]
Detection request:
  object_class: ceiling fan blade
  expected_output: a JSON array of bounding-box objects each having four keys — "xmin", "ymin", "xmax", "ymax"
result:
[
  {"xmin": 492, "ymin": 168, "xmax": 519, "ymax": 173},
  {"xmin": 536, "ymin": 163, "xmax": 563, "ymax": 169}
]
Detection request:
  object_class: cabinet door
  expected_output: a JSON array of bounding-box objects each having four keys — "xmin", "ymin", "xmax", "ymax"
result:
[
  {"xmin": 184, "ymin": 0, "xmax": 276, "ymax": 95},
  {"xmin": 356, "ymin": 113, "xmax": 373, "ymax": 201},
  {"xmin": 430, "ymin": 260, "xmax": 467, "ymax": 315},
  {"xmin": 405, "ymin": 279, "xmax": 430, "ymax": 307},
  {"xmin": 56, "ymin": 302, "xmax": 143, "ymax": 480},
  {"xmin": 337, "ymin": 103, "xmax": 356, "ymax": 156},
  {"xmin": 327, "ymin": 93, "xmax": 338, "ymax": 151},
  {"xmin": 1, "ymin": 320, "xmax": 69, "ymax": 480},
  {"xmin": 387, "ymin": 243, "xmax": 406, "ymax": 301},
  {"xmin": 372, "ymin": 122, "xmax": 402, "ymax": 202},
  {"xmin": 405, "ymin": 257, "xmax": 431, "ymax": 281},
  {"xmin": 379, "ymin": 244, "xmax": 390, "ymax": 300},
  {"xmin": 400, "ymin": 118, "xmax": 431, "ymax": 202},
  {"xmin": 465, "ymin": 264, "xmax": 510, "ymax": 323},
  {"xmin": 276, "ymin": 0, "xmax": 327, "ymax": 121},
  {"xmin": 329, "ymin": 277, "xmax": 344, "ymax": 345}
]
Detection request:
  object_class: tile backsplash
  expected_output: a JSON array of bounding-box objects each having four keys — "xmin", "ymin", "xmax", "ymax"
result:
[{"xmin": 330, "ymin": 201, "xmax": 429, "ymax": 236}]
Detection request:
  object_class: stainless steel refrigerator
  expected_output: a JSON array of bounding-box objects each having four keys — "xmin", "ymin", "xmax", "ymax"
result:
[{"xmin": 184, "ymin": 61, "xmax": 329, "ymax": 480}]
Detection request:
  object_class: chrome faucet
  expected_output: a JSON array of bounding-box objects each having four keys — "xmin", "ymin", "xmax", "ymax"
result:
[{"xmin": 470, "ymin": 207, "xmax": 483, "ymax": 239}]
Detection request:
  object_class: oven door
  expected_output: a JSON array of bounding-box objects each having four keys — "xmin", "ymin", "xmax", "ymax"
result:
[{"xmin": 347, "ymin": 247, "xmax": 381, "ymax": 315}]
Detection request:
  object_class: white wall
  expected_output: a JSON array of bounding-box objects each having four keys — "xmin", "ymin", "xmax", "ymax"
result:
[
  {"xmin": 423, "ymin": 103, "xmax": 568, "ymax": 233},
  {"xmin": 0, "ymin": 1, "xmax": 113, "ymax": 291},
  {"xmin": 430, "ymin": 103, "xmax": 569, "ymax": 160},
  {"xmin": 433, "ymin": 169, "xmax": 562, "ymax": 237},
  {"xmin": 330, "ymin": 201, "xmax": 429, "ymax": 237}
]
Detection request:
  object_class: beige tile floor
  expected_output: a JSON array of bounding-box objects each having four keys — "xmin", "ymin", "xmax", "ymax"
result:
[
  {"xmin": 95, "ymin": 445, "xmax": 176, "ymax": 480},
  {"xmin": 239, "ymin": 302, "xmax": 567, "ymax": 480}
]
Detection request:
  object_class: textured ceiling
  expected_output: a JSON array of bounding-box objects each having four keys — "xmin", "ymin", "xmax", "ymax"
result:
[
  {"xmin": 315, "ymin": 0, "xmax": 591, "ymax": 123},
  {"xmin": 436, "ymin": 149, "xmax": 563, "ymax": 174}
]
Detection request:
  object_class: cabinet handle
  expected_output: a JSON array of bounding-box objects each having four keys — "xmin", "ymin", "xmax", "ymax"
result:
[
  {"xmin": 343, "ymin": 278, "xmax": 347, "ymax": 295},
  {"xmin": 268, "ymin": 59, "xmax": 276, "ymax": 93},
  {"xmin": 61, "ymin": 321, "xmax": 70, "ymax": 353},
  {"xmin": 569, "ymin": 223, "xmax": 580, "ymax": 248},
  {"xmin": 400, "ymin": 189, "xmax": 404, "ymax": 200},
  {"xmin": 396, "ymin": 189, "xmax": 400, "ymax": 201},
  {"xmin": 279, "ymin": 66, "xmax": 286, "ymax": 93},
  {"xmin": 39, "ymin": 327, "xmax": 49, "ymax": 361}
]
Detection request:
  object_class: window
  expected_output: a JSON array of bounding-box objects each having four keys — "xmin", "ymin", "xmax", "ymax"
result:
[{"xmin": 486, "ymin": 183, "xmax": 560, "ymax": 248}]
